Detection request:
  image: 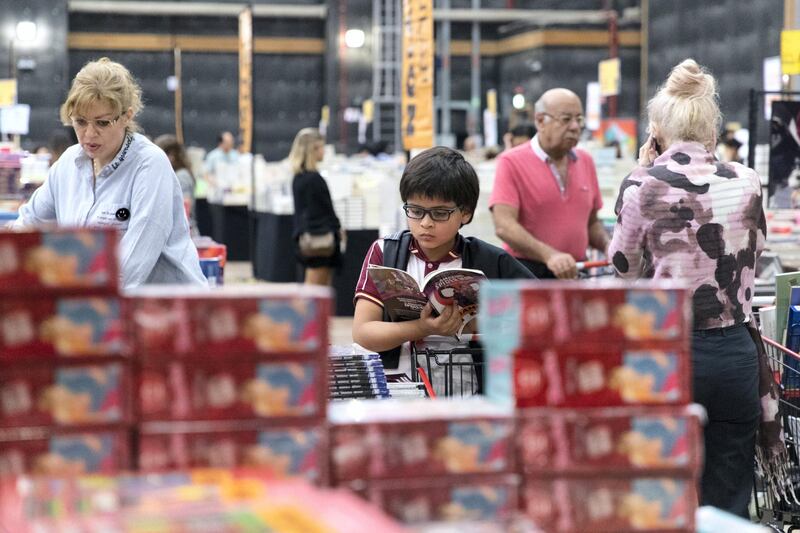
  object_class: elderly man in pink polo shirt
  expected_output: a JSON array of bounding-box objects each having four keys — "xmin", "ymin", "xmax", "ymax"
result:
[{"xmin": 490, "ymin": 88, "xmax": 609, "ymax": 279}]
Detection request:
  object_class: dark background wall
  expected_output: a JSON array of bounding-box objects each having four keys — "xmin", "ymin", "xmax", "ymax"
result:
[
  {"xmin": 647, "ymin": 0, "xmax": 782, "ymax": 142},
  {"xmin": 68, "ymin": 9, "xmax": 325, "ymax": 160},
  {"xmin": 2, "ymin": 0, "xmax": 69, "ymax": 149},
  {"xmin": 3, "ymin": 0, "xmax": 787, "ymax": 157}
]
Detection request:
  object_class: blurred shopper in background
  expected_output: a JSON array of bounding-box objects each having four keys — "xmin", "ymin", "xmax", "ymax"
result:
[
  {"xmin": 290, "ymin": 127, "xmax": 342, "ymax": 286},
  {"xmin": 46, "ymin": 128, "xmax": 75, "ymax": 165},
  {"xmin": 608, "ymin": 59, "xmax": 766, "ymax": 517},
  {"xmin": 503, "ymin": 122, "xmax": 536, "ymax": 150},
  {"xmin": 13, "ymin": 57, "xmax": 206, "ymax": 289},
  {"xmin": 490, "ymin": 88, "xmax": 608, "ymax": 279},
  {"xmin": 204, "ymin": 130, "xmax": 238, "ymax": 204},
  {"xmin": 155, "ymin": 134, "xmax": 198, "ymax": 236}
]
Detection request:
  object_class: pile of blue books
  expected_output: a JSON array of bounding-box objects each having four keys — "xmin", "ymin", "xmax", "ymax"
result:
[{"xmin": 328, "ymin": 352, "xmax": 390, "ymax": 400}]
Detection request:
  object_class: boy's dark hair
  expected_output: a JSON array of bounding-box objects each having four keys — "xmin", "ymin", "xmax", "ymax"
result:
[{"xmin": 399, "ymin": 147, "xmax": 479, "ymax": 221}]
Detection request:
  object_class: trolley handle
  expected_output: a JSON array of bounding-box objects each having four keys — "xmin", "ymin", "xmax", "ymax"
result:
[
  {"xmin": 763, "ymin": 336, "xmax": 800, "ymax": 362},
  {"xmin": 416, "ymin": 367, "xmax": 436, "ymax": 398},
  {"xmin": 576, "ymin": 260, "xmax": 610, "ymax": 270}
]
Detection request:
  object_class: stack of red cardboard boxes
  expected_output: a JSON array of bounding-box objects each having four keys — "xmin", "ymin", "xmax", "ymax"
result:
[
  {"xmin": 0, "ymin": 228, "xmax": 132, "ymax": 476},
  {"xmin": 128, "ymin": 285, "xmax": 332, "ymax": 484},
  {"xmin": 481, "ymin": 280, "xmax": 701, "ymax": 532},
  {"xmin": 329, "ymin": 398, "xmax": 517, "ymax": 526}
]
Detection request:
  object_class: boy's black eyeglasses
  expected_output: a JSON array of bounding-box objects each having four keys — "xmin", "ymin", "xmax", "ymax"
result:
[{"xmin": 403, "ymin": 204, "xmax": 459, "ymax": 222}]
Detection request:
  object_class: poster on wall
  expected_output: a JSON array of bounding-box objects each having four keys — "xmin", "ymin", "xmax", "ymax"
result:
[
  {"xmin": 238, "ymin": 7, "xmax": 253, "ymax": 154},
  {"xmin": 763, "ymin": 56, "xmax": 782, "ymax": 121},
  {"xmin": 594, "ymin": 118, "xmax": 637, "ymax": 160},
  {"xmin": 401, "ymin": 0, "xmax": 434, "ymax": 150},
  {"xmin": 768, "ymin": 100, "xmax": 800, "ymax": 207}
]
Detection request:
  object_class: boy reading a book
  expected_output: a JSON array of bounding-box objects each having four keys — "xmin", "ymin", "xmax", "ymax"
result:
[{"xmin": 352, "ymin": 147, "xmax": 533, "ymax": 387}]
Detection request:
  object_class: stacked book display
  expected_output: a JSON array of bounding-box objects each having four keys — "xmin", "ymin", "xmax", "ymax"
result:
[
  {"xmin": 0, "ymin": 228, "xmax": 132, "ymax": 476},
  {"xmin": 329, "ymin": 398, "xmax": 517, "ymax": 526},
  {"xmin": 128, "ymin": 285, "xmax": 333, "ymax": 483},
  {"xmin": 480, "ymin": 280, "xmax": 701, "ymax": 533},
  {"xmin": 328, "ymin": 352, "xmax": 390, "ymax": 400}
]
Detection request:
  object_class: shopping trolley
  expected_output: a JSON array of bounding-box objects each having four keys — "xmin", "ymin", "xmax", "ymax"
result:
[
  {"xmin": 409, "ymin": 334, "xmax": 484, "ymax": 398},
  {"xmin": 753, "ymin": 335, "xmax": 800, "ymax": 532}
]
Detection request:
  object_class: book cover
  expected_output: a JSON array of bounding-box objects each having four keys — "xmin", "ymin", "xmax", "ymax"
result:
[
  {"xmin": 758, "ymin": 305, "xmax": 777, "ymax": 342},
  {"xmin": 367, "ymin": 266, "xmax": 486, "ymax": 338},
  {"xmin": 366, "ymin": 266, "xmax": 428, "ymax": 322},
  {"xmin": 775, "ymin": 272, "xmax": 800, "ymax": 344}
]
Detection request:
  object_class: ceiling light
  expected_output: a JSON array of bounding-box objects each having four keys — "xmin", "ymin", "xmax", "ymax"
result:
[
  {"xmin": 15, "ymin": 21, "xmax": 37, "ymax": 42},
  {"xmin": 344, "ymin": 29, "xmax": 365, "ymax": 48}
]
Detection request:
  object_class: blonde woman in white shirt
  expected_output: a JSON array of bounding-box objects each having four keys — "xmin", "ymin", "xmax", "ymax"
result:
[{"xmin": 14, "ymin": 57, "xmax": 206, "ymax": 289}]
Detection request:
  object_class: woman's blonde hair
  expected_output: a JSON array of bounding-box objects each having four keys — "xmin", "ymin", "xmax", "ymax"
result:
[
  {"xmin": 288, "ymin": 128, "xmax": 324, "ymax": 174},
  {"xmin": 647, "ymin": 59, "xmax": 720, "ymax": 150},
  {"xmin": 60, "ymin": 57, "xmax": 143, "ymax": 133}
]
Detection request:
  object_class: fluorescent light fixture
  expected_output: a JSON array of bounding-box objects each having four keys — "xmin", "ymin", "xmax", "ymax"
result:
[
  {"xmin": 512, "ymin": 94, "xmax": 526, "ymax": 110},
  {"xmin": 344, "ymin": 29, "xmax": 365, "ymax": 48},
  {"xmin": 15, "ymin": 21, "xmax": 37, "ymax": 42}
]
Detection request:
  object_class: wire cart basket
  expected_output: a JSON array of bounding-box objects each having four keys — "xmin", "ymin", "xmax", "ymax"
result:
[
  {"xmin": 753, "ymin": 335, "xmax": 800, "ymax": 532},
  {"xmin": 409, "ymin": 335, "xmax": 484, "ymax": 398}
]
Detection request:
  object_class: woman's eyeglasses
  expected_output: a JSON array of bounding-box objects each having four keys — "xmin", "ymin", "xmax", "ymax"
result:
[
  {"xmin": 71, "ymin": 114, "xmax": 123, "ymax": 131},
  {"xmin": 403, "ymin": 204, "xmax": 459, "ymax": 222}
]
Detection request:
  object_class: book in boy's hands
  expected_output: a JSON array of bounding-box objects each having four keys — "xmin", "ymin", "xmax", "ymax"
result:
[{"xmin": 367, "ymin": 265, "xmax": 487, "ymax": 337}]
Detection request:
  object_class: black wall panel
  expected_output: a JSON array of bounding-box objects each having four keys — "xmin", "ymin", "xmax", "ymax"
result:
[
  {"xmin": 12, "ymin": 0, "xmax": 646, "ymax": 155},
  {"xmin": 543, "ymin": 46, "xmax": 640, "ymax": 118},
  {"xmin": 68, "ymin": 50, "xmax": 176, "ymax": 142},
  {"xmin": 253, "ymin": 54, "xmax": 324, "ymax": 160},
  {"xmin": 648, "ymin": 0, "xmax": 781, "ymax": 138},
  {"xmin": 498, "ymin": 44, "xmax": 639, "ymax": 126},
  {"xmin": 3, "ymin": 0, "xmax": 69, "ymax": 150},
  {"xmin": 181, "ymin": 52, "xmax": 240, "ymax": 151},
  {"xmin": 68, "ymin": 9, "xmax": 326, "ymax": 158}
]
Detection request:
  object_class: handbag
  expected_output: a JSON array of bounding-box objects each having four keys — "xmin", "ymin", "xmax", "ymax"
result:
[{"xmin": 298, "ymin": 231, "xmax": 336, "ymax": 258}]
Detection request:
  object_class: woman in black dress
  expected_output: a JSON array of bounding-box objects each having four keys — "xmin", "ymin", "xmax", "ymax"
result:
[{"xmin": 290, "ymin": 128, "xmax": 342, "ymax": 285}]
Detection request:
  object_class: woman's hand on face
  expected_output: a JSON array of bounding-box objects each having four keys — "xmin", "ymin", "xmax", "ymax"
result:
[
  {"xmin": 638, "ymin": 135, "xmax": 659, "ymax": 167},
  {"xmin": 419, "ymin": 303, "xmax": 463, "ymax": 337}
]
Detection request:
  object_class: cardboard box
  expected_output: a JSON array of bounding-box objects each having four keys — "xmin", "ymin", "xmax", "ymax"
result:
[
  {"xmin": 519, "ymin": 285, "xmax": 690, "ymax": 348},
  {"xmin": 517, "ymin": 406, "xmax": 702, "ymax": 475},
  {"xmin": 513, "ymin": 347, "xmax": 690, "ymax": 408},
  {"xmin": 521, "ymin": 475, "xmax": 696, "ymax": 532},
  {"xmin": 332, "ymin": 417, "xmax": 514, "ymax": 483},
  {"xmin": 138, "ymin": 424, "xmax": 326, "ymax": 482},
  {"xmin": 0, "ymin": 363, "xmax": 129, "ymax": 428},
  {"xmin": 0, "ymin": 429, "xmax": 130, "ymax": 477},
  {"xmin": 367, "ymin": 475, "xmax": 519, "ymax": 525},
  {"xmin": 129, "ymin": 288, "xmax": 331, "ymax": 357},
  {"xmin": 0, "ymin": 228, "xmax": 118, "ymax": 294},
  {"xmin": 138, "ymin": 359, "xmax": 323, "ymax": 422},
  {"xmin": 0, "ymin": 297, "xmax": 126, "ymax": 359}
]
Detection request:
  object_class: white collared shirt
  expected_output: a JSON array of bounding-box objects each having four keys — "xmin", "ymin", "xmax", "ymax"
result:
[
  {"xmin": 529, "ymin": 134, "xmax": 577, "ymax": 195},
  {"xmin": 15, "ymin": 132, "xmax": 208, "ymax": 289}
]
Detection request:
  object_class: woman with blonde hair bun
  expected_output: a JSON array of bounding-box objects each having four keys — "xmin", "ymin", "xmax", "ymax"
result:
[
  {"xmin": 13, "ymin": 57, "xmax": 207, "ymax": 288},
  {"xmin": 289, "ymin": 128, "xmax": 342, "ymax": 286},
  {"xmin": 608, "ymin": 59, "xmax": 767, "ymax": 516}
]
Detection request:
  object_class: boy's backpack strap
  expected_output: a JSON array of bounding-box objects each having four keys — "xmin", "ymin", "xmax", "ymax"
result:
[
  {"xmin": 378, "ymin": 229, "xmax": 413, "ymax": 369},
  {"xmin": 382, "ymin": 229, "xmax": 412, "ymax": 269}
]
